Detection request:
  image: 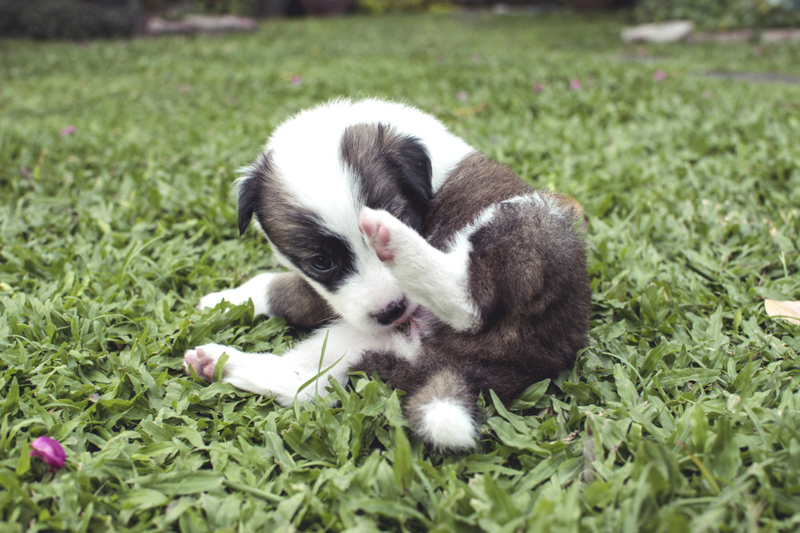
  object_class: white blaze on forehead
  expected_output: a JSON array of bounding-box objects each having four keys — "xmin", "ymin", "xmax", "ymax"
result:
[{"xmin": 265, "ymin": 98, "xmax": 474, "ymax": 194}]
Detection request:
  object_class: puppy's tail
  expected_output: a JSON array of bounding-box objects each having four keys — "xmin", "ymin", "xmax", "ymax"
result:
[{"xmin": 405, "ymin": 368, "xmax": 478, "ymax": 453}]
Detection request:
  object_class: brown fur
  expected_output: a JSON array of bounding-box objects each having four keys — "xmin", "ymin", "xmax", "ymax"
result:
[
  {"xmin": 267, "ymin": 273, "xmax": 336, "ymax": 329},
  {"xmin": 340, "ymin": 123, "xmax": 432, "ymax": 233},
  {"xmin": 355, "ymin": 153, "xmax": 590, "ymax": 405},
  {"xmin": 423, "ymin": 153, "xmax": 530, "ymax": 250}
]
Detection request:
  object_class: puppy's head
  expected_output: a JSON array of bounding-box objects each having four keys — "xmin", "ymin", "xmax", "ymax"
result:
[{"xmin": 237, "ymin": 112, "xmax": 432, "ymax": 333}]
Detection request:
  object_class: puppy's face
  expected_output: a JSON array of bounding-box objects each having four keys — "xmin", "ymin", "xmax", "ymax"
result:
[{"xmin": 238, "ymin": 122, "xmax": 432, "ymax": 332}]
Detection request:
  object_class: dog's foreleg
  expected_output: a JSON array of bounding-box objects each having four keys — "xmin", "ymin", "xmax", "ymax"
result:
[
  {"xmin": 198, "ymin": 272, "xmax": 276, "ymax": 315},
  {"xmin": 183, "ymin": 321, "xmax": 381, "ymax": 405},
  {"xmin": 199, "ymin": 272, "xmax": 335, "ymax": 329},
  {"xmin": 359, "ymin": 207, "xmax": 481, "ymax": 333}
]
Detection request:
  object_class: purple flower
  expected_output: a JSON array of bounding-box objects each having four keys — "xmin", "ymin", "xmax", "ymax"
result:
[
  {"xmin": 30, "ymin": 436, "xmax": 66, "ymax": 471},
  {"xmin": 60, "ymin": 126, "xmax": 76, "ymax": 137},
  {"xmin": 569, "ymin": 79, "xmax": 582, "ymax": 90},
  {"xmin": 291, "ymin": 75, "xmax": 303, "ymax": 86},
  {"xmin": 653, "ymin": 69, "xmax": 666, "ymax": 81},
  {"xmin": 533, "ymin": 83, "xmax": 544, "ymax": 93}
]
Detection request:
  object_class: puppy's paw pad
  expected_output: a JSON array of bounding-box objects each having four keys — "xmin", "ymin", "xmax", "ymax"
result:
[
  {"xmin": 359, "ymin": 208, "xmax": 398, "ymax": 262},
  {"xmin": 184, "ymin": 345, "xmax": 227, "ymax": 381}
]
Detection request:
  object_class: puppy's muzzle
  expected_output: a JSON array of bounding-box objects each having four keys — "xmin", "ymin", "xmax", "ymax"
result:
[{"xmin": 373, "ymin": 298, "xmax": 407, "ymax": 326}]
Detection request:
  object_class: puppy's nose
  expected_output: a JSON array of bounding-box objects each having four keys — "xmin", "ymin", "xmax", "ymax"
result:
[{"xmin": 373, "ymin": 299, "xmax": 407, "ymax": 325}]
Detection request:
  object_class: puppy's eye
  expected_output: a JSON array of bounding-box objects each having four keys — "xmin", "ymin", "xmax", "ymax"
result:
[{"xmin": 309, "ymin": 255, "xmax": 335, "ymax": 273}]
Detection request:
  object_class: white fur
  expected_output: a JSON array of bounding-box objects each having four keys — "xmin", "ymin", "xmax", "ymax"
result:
[
  {"xmin": 502, "ymin": 192, "xmax": 565, "ymax": 218},
  {"xmin": 416, "ymin": 400, "xmax": 477, "ymax": 451},
  {"xmin": 359, "ymin": 207, "xmax": 481, "ymax": 333},
  {"xmin": 267, "ymin": 98, "xmax": 474, "ymax": 194},
  {"xmin": 198, "ymin": 272, "xmax": 276, "ymax": 316},
  {"xmin": 305, "ymin": 249, "xmax": 405, "ymax": 334},
  {"xmin": 184, "ymin": 320, "xmax": 420, "ymax": 404}
]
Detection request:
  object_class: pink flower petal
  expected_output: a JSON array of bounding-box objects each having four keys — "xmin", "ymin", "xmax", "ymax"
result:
[
  {"xmin": 569, "ymin": 79, "xmax": 582, "ymax": 90},
  {"xmin": 533, "ymin": 83, "xmax": 544, "ymax": 93},
  {"xmin": 291, "ymin": 75, "xmax": 303, "ymax": 86},
  {"xmin": 30, "ymin": 436, "xmax": 66, "ymax": 470},
  {"xmin": 60, "ymin": 126, "xmax": 76, "ymax": 136},
  {"xmin": 653, "ymin": 69, "xmax": 666, "ymax": 81}
]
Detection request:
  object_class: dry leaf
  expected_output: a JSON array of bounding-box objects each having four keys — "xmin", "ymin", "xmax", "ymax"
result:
[
  {"xmin": 769, "ymin": 226, "xmax": 779, "ymax": 246},
  {"xmin": 562, "ymin": 428, "xmax": 580, "ymax": 442},
  {"xmin": 764, "ymin": 299, "xmax": 800, "ymax": 325}
]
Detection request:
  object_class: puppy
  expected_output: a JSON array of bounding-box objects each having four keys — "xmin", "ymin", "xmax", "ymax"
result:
[{"xmin": 184, "ymin": 98, "xmax": 590, "ymax": 452}]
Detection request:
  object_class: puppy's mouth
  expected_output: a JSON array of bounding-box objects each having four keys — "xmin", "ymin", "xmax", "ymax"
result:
[
  {"xmin": 391, "ymin": 301, "xmax": 417, "ymax": 326},
  {"xmin": 392, "ymin": 303, "xmax": 424, "ymax": 335}
]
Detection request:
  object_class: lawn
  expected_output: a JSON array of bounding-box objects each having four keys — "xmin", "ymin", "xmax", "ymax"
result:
[{"xmin": 1, "ymin": 11, "xmax": 800, "ymax": 532}]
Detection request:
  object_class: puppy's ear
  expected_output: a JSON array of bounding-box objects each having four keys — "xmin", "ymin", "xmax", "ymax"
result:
[
  {"xmin": 237, "ymin": 151, "xmax": 272, "ymax": 236},
  {"xmin": 341, "ymin": 123, "xmax": 433, "ymax": 232},
  {"xmin": 382, "ymin": 128, "xmax": 433, "ymax": 224}
]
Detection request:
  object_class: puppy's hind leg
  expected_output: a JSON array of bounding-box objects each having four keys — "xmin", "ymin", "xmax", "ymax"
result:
[{"xmin": 359, "ymin": 207, "xmax": 480, "ymax": 333}]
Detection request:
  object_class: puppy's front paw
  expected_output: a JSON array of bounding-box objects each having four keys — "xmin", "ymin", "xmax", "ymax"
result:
[
  {"xmin": 358, "ymin": 207, "xmax": 405, "ymax": 262},
  {"xmin": 184, "ymin": 344, "xmax": 232, "ymax": 382}
]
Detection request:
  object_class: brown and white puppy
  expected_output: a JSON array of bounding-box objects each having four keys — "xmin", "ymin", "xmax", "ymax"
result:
[{"xmin": 184, "ymin": 98, "xmax": 591, "ymax": 452}]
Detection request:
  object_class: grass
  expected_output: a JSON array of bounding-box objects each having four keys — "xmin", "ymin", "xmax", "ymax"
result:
[{"xmin": 1, "ymin": 10, "xmax": 800, "ymax": 532}]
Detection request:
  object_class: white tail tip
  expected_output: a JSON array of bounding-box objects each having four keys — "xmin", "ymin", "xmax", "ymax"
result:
[{"xmin": 417, "ymin": 399, "xmax": 477, "ymax": 452}]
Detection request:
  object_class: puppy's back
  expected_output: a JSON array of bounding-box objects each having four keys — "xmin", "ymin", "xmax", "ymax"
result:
[{"xmin": 422, "ymin": 152, "xmax": 590, "ymax": 399}]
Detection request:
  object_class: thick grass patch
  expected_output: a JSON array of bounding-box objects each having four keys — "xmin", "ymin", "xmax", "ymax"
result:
[{"xmin": 1, "ymin": 12, "xmax": 799, "ymax": 532}]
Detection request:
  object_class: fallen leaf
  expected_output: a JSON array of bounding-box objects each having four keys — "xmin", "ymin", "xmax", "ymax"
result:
[
  {"xmin": 765, "ymin": 299, "xmax": 800, "ymax": 325},
  {"xmin": 562, "ymin": 428, "xmax": 580, "ymax": 442}
]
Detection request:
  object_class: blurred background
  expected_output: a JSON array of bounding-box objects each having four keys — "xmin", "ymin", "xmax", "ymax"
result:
[{"xmin": 0, "ymin": 0, "xmax": 798, "ymax": 41}]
